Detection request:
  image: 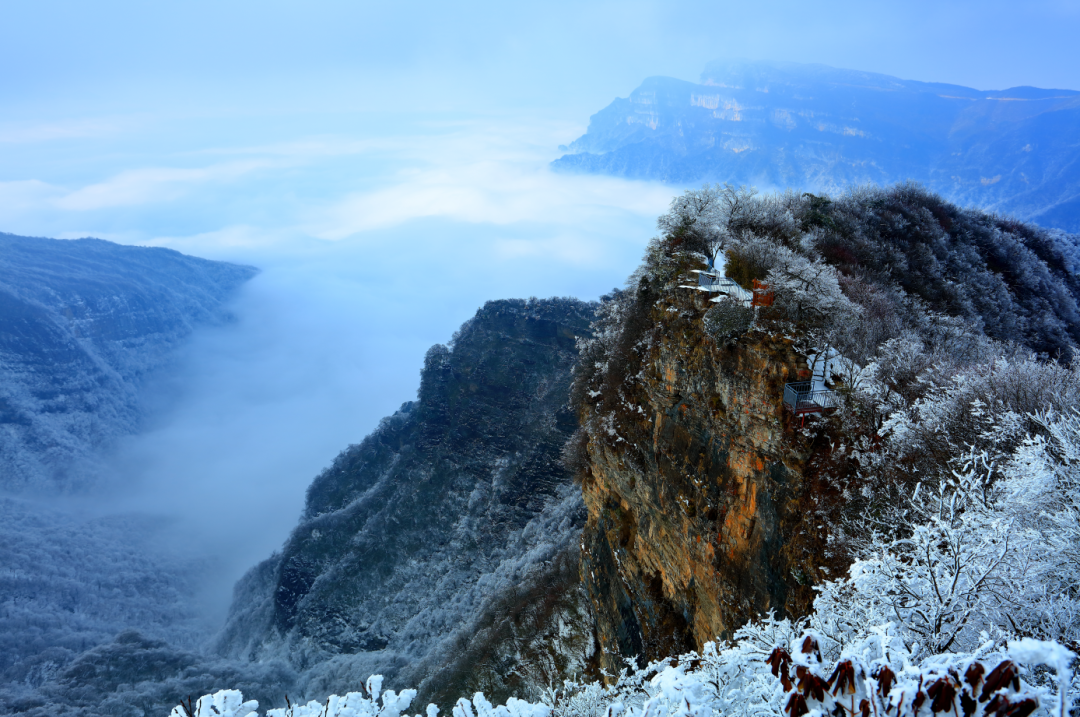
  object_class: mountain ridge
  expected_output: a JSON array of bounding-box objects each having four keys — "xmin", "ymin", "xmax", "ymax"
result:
[
  {"xmin": 216, "ymin": 298, "xmax": 599, "ymax": 707},
  {"xmin": 554, "ymin": 59, "xmax": 1080, "ymax": 232},
  {"xmin": 0, "ymin": 232, "xmax": 257, "ymax": 493}
]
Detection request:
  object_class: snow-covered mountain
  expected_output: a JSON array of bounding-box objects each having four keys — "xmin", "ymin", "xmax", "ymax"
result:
[
  {"xmin": 216, "ymin": 298, "xmax": 598, "ymax": 707},
  {"xmin": 553, "ymin": 59, "xmax": 1080, "ymax": 232},
  {"xmin": 0, "ymin": 234, "xmax": 260, "ymax": 717},
  {"xmin": 1, "ymin": 297, "xmax": 599, "ymax": 717},
  {"xmin": 0, "ymin": 233, "xmax": 257, "ymax": 493}
]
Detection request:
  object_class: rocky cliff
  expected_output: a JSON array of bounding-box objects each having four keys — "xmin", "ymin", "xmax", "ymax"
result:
[
  {"xmin": 217, "ymin": 298, "xmax": 599, "ymax": 706},
  {"xmin": 0, "ymin": 233, "xmax": 257, "ymax": 493},
  {"xmin": 554, "ymin": 59, "xmax": 1080, "ymax": 232},
  {"xmin": 567, "ymin": 182, "xmax": 1080, "ymax": 677},
  {"xmin": 572, "ymin": 285, "xmax": 853, "ymax": 676}
]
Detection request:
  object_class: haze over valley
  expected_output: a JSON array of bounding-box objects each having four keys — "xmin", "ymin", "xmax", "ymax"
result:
[{"xmin": 3, "ymin": 2, "xmax": 1080, "ymax": 715}]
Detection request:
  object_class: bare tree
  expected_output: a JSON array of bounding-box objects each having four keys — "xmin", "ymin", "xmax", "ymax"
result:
[{"xmin": 657, "ymin": 184, "xmax": 761, "ymax": 267}]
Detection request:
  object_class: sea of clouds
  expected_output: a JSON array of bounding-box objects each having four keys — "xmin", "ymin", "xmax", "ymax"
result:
[{"xmin": 1, "ymin": 107, "xmax": 674, "ymax": 620}]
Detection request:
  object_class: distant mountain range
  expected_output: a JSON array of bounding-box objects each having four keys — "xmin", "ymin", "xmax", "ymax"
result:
[
  {"xmin": 0, "ymin": 233, "xmax": 256, "ymax": 493},
  {"xmin": 553, "ymin": 59, "xmax": 1080, "ymax": 232}
]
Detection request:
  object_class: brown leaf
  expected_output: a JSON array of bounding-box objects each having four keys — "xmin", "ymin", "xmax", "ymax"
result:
[
  {"xmin": 926, "ymin": 677, "xmax": 957, "ymax": 713},
  {"xmin": 981, "ymin": 662, "xmax": 1020, "ymax": 702},
  {"xmin": 829, "ymin": 660, "xmax": 856, "ymax": 696},
  {"xmin": 768, "ymin": 647, "xmax": 792, "ymax": 678},
  {"xmin": 873, "ymin": 665, "xmax": 896, "ymax": 698},
  {"xmin": 964, "ymin": 663, "xmax": 985, "ymax": 691},
  {"xmin": 1007, "ymin": 698, "xmax": 1039, "ymax": 717},
  {"xmin": 960, "ymin": 691, "xmax": 977, "ymax": 717},
  {"xmin": 785, "ymin": 693, "xmax": 809, "ymax": 717}
]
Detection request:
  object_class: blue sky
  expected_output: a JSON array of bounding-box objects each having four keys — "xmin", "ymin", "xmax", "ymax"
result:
[
  {"xmin": 4, "ymin": 0, "xmax": 1078, "ymax": 615},
  {"xmin": 3, "ymin": 0, "xmax": 1079, "ymax": 119}
]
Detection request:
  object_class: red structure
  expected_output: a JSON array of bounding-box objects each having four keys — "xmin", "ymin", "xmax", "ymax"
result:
[{"xmin": 751, "ymin": 279, "xmax": 774, "ymax": 307}]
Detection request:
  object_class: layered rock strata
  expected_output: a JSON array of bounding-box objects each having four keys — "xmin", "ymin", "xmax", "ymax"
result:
[{"xmin": 576, "ymin": 288, "xmax": 847, "ymax": 675}]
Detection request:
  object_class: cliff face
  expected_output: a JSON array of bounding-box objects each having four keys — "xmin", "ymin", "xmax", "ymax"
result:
[
  {"xmin": 576, "ymin": 288, "xmax": 847, "ymax": 675},
  {"xmin": 0, "ymin": 233, "xmax": 257, "ymax": 493},
  {"xmin": 217, "ymin": 298, "xmax": 599, "ymax": 706},
  {"xmin": 554, "ymin": 59, "xmax": 1080, "ymax": 232}
]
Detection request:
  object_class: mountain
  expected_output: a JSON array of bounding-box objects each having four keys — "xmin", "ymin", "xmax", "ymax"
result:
[
  {"xmin": 56, "ymin": 185, "xmax": 1080, "ymax": 717},
  {"xmin": 567, "ymin": 183, "xmax": 1080, "ymax": 674},
  {"xmin": 553, "ymin": 59, "xmax": 1080, "ymax": 232},
  {"xmin": 0, "ymin": 234, "xmax": 260, "ymax": 717},
  {"xmin": 0, "ymin": 233, "xmax": 257, "ymax": 493},
  {"xmin": 216, "ymin": 298, "xmax": 598, "ymax": 707}
]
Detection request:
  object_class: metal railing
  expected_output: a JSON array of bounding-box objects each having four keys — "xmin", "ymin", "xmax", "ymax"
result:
[
  {"xmin": 695, "ymin": 271, "xmax": 753, "ymax": 303},
  {"xmin": 783, "ymin": 381, "xmax": 838, "ymax": 414}
]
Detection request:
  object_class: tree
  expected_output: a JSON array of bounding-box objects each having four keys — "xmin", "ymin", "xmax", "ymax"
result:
[{"xmin": 657, "ymin": 184, "xmax": 761, "ymax": 267}]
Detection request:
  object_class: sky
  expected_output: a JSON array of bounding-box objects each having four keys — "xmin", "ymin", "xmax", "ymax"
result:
[{"xmin": 3, "ymin": 0, "xmax": 1079, "ymax": 622}]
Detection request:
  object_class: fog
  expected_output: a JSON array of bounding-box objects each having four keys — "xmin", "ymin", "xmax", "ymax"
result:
[
  {"xmin": 3, "ymin": 0, "xmax": 1078, "ymax": 638},
  {"xmin": 65, "ymin": 117, "xmax": 671, "ymax": 619}
]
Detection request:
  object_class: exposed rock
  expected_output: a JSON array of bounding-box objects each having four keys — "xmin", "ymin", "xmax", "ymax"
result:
[{"xmin": 576, "ymin": 287, "xmax": 851, "ymax": 675}]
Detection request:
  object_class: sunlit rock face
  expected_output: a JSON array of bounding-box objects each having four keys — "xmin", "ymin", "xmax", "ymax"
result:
[
  {"xmin": 0, "ymin": 233, "xmax": 257, "ymax": 493},
  {"xmin": 554, "ymin": 59, "xmax": 1080, "ymax": 232},
  {"xmin": 217, "ymin": 298, "xmax": 600, "ymax": 707},
  {"xmin": 576, "ymin": 289, "xmax": 848, "ymax": 676}
]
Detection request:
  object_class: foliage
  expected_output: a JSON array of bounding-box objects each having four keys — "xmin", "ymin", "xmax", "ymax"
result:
[
  {"xmin": 171, "ymin": 182, "xmax": 1080, "ymax": 717},
  {"xmin": 562, "ymin": 181, "xmax": 1080, "ymax": 717},
  {"xmin": 171, "ymin": 624, "xmax": 1074, "ymax": 717},
  {"xmin": 655, "ymin": 184, "xmax": 762, "ymax": 266}
]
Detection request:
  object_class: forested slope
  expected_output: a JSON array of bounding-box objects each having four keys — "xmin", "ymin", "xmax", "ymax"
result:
[
  {"xmin": 216, "ymin": 298, "xmax": 599, "ymax": 707},
  {"xmin": 175, "ymin": 184, "xmax": 1080, "ymax": 717},
  {"xmin": 0, "ymin": 232, "xmax": 256, "ymax": 493}
]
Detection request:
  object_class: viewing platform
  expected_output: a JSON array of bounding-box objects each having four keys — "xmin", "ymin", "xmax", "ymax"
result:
[{"xmin": 783, "ymin": 381, "xmax": 838, "ymax": 416}]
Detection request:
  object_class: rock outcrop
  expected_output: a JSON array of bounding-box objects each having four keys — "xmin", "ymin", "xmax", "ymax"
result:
[{"xmin": 574, "ymin": 287, "xmax": 850, "ymax": 675}]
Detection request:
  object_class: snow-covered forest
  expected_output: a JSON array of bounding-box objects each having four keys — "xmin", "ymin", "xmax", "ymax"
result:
[{"xmin": 173, "ymin": 184, "xmax": 1080, "ymax": 717}]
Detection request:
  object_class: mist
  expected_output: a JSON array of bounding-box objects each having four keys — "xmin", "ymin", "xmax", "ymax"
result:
[
  {"xmin": 3, "ymin": 0, "xmax": 1079, "ymax": 649},
  {"xmin": 58, "ymin": 117, "xmax": 673, "ymax": 621}
]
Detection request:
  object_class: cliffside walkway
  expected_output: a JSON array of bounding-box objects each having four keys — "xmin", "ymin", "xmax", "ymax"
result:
[
  {"xmin": 782, "ymin": 381, "xmax": 838, "ymax": 415},
  {"xmin": 681, "ymin": 269, "xmax": 753, "ymax": 305},
  {"xmin": 682, "ymin": 266, "xmax": 840, "ymax": 420}
]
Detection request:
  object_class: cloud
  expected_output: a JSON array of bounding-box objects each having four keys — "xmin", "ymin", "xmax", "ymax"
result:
[
  {"xmin": 0, "ymin": 179, "xmax": 62, "ymax": 208},
  {"xmin": 302, "ymin": 121, "xmax": 672, "ymax": 239},
  {"xmin": 311, "ymin": 161, "xmax": 671, "ymax": 238},
  {"xmin": 54, "ymin": 159, "xmax": 280, "ymax": 211},
  {"xmin": 4, "ymin": 111, "xmax": 679, "ymax": 623},
  {"xmin": 0, "ymin": 117, "xmax": 131, "ymax": 143}
]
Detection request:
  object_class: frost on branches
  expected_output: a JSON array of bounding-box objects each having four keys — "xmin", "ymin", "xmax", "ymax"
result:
[
  {"xmin": 173, "ymin": 402, "xmax": 1080, "ymax": 716},
  {"xmin": 168, "ymin": 623, "xmax": 1073, "ymax": 717},
  {"xmin": 173, "ymin": 185, "xmax": 1080, "ymax": 717}
]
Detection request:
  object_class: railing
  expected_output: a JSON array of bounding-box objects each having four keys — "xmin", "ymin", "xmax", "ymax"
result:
[
  {"xmin": 783, "ymin": 381, "xmax": 838, "ymax": 415},
  {"xmin": 694, "ymin": 271, "xmax": 753, "ymax": 303}
]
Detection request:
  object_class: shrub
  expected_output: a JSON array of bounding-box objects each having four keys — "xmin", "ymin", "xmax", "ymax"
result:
[{"xmin": 703, "ymin": 300, "xmax": 754, "ymax": 344}]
